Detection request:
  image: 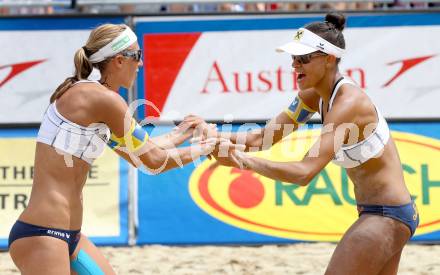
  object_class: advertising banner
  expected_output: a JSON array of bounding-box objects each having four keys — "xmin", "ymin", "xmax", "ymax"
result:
[
  {"xmin": 137, "ymin": 123, "xmax": 440, "ymax": 244},
  {"xmin": 0, "ymin": 129, "xmax": 128, "ymax": 248},
  {"xmin": 135, "ymin": 13, "xmax": 440, "ymax": 121},
  {"xmin": 0, "ymin": 17, "xmax": 124, "ymax": 124}
]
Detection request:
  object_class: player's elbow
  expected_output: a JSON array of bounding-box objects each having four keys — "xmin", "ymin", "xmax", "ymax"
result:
[
  {"xmin": 139, "ymin": 150, "xmax": 169, "ymax": 174},
  {"xmin": 295, "ymin": 174, "xmax": 314, "ymax": 186},
  {"xmin": 287, "ymin": 165, "xmax": 316, "ymax": 186}
]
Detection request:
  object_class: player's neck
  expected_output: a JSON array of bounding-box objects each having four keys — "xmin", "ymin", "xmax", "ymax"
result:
[
  {"xmin": 314, "ymin": 70, "xmax": 341, "ymax": 105},
  {"xmin": 99, "ymin": 73, "xmax": 120, "ymax": 92}
]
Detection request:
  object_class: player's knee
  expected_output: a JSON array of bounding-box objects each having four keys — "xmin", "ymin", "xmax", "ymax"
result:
[{"xmin": 70, "ymin": 249, "xmax": 104, "ymax": 275}]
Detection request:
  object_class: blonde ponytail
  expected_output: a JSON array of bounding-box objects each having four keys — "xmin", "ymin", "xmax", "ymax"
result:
[
  {"xmin": 49, "ymin": 23, "xmax": 128, "ymax": 103},
  {"xmin": 50, "ymin": 47, "xmax": 93, "ymax": 103}
]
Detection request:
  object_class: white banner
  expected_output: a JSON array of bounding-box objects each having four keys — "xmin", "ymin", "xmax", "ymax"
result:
[
  {"xmin": 141, "ymin": 24, "xmax": 440, "ymax": 121},
  {"xmin": 0, "ymin": 30, "xmax": 90, "ymax": 123},
  {"xmin": 3, "ymin": 17, "xmax": 440, "ymax": 123}
]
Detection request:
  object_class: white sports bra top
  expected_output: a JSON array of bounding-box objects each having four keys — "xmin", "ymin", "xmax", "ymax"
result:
[
  {"xmin": 36, "ymin": 80, "xmax": 110, "ymax": 164},
  {"xmin": 319, "ymin": 77, "xmax": 390, "ymax": 169}
]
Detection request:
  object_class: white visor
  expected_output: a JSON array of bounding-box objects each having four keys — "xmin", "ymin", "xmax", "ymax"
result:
[
  {"xmin": 89, "ymin": 27, "xmax": 138, "ymax": 63},
  {"xmin": 276, "ymin": 28, "xmax": 345, "ymax": 58}
]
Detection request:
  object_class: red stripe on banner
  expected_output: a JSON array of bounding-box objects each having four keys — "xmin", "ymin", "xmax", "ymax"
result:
[
  {"xmin": 0, "ymin": 60, "xmax": 46, "ymax": 88},
  {"xmin": 144, "ymin": 33, "xmax": 201, "ymax": 118},
  {"xmin": 382, "ymin": 55, "xmax": 437, "ymax": 87}
]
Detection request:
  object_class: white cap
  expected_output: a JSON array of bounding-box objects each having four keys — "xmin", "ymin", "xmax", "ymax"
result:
[
  {"xmin": 89, "ymin": 27, "xmax": 138, "ymax": 63},
  {"xmin": 277, "ymin": 28, "xmax": 345, "ymax": 58}
]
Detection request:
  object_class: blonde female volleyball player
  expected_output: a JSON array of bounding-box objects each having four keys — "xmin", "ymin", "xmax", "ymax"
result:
[{"xmin": 8, "ymin": 23, "xmax": 234, "ymax": 275}]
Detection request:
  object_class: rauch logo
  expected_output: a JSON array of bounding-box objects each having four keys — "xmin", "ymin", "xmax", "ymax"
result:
[{"xmin": 189, "ymin": 130, "xmax": 440, "ymax": 242}]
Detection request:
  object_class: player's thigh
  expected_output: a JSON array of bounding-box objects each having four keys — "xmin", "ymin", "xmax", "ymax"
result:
[
  {"xmin": 377, "ymin": 248, "xmax": 403, "ymax": 275},
  {"xmin": 9, "ymin": 236, "xmax": 70, "ymax": 275},
  {"xmin": 325, "ymin": 215, "xmax": 410, "ymax": 275},
  {"xmin": 70, "ymin": 233, "xmax": 115, "ymax": 275}
]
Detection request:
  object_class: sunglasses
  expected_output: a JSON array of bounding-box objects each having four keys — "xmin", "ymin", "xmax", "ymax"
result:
[
  {"xmin": 293, "ymin": 51, "xmax": 327, "ymax": 64},
  {"xmin": 121, "ymin": 49, "xmax": 143, "ymax": 62}
]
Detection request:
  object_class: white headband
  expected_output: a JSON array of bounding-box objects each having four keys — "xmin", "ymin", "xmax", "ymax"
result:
[
  {"xmin": 89, "ymin": 27, "xmax": 138, "ymax": 63},
  {"xmin": 277, "ymin": 28, "xmax": 345, "ymax": 58}
]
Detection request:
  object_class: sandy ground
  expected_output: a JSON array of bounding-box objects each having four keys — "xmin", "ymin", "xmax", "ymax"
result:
[{"xmin": 1, "ymin": 243, "xmax": 439, "ymax": 274}]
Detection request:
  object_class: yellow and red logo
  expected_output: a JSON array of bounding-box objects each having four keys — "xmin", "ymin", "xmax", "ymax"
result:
[{"xmin": 189, "ymin": 130, "xmax": 440, "ymax": 241}]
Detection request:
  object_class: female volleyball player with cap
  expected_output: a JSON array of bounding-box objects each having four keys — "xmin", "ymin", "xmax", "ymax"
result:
[
  {"xmin": 7, "ymin": 23, "xmax": 237, "ymax": 274},
  {"xmin": 192, "ymin": 12, "xmax": 419, "ymax": 274}
]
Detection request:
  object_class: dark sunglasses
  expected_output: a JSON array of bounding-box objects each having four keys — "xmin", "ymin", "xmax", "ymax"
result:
[
  {"xmin": 121, "ymin": 49, "xmax": 143, "ymax": 62},
  {"xmin": 293, "ymin": 51, "xmax": 327, "ymax": 64}
]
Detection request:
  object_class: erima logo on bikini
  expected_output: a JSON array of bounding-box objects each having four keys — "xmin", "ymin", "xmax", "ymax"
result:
[{"xmin": 47, "ymin": 229, "xmax": 70, "ymax": 239}]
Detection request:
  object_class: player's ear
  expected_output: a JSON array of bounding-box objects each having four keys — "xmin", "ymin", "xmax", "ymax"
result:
[{"xmin": 326, "ymin": 55, "xmax": 337, "ymax": 69}]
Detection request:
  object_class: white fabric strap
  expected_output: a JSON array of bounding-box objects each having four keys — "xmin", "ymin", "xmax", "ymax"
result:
[
  {"xmin": 89, "ymin": 28, "xmax": 138, "ymax": 63},
  {"xmin": 329, "ymin": 78, "xmax": 355, "ymax": 110},
  {"xmin": 296, "ymin": 28, "xmax": 345, "ymax": 58}
]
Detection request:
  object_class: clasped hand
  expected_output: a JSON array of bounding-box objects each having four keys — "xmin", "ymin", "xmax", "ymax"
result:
[{"xmin": 177, "ymin": 115, "xmax": 249, "ymax": 169}]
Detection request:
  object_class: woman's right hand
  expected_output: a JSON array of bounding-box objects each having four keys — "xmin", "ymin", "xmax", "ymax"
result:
[
  {"xmin": 183, "ymin": 114, "xmax": 218, "ymax": 141},
  {"xmin": 197, "ymin": 137, "xmax": 245, "ymax": 168}
]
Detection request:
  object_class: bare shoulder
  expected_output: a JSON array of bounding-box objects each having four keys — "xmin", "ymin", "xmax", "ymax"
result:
[
  {"xmin": 70, "ymin": 80, "xmax": 106, "ymax": 93},
  {"xmin": 65, "ymin": 81, "xmax": 109, "ymax": 104},
  {"xmin": 71, "ymin": 83, "xmax": 129, "ymax": 123},
  {"xmin": 90, "ymin": 87, "xmax": 126, "ymax": 107},
  {"xmin": 298, "ymin": 88, "xmax": 320, "ymax": 111},
  {"xmin": 327, "ymin": 83, "xmax": 372, "ymax": 124}
]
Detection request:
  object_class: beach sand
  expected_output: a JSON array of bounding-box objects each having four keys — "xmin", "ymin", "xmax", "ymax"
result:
[{"xmin": 1, "ymin": 243, "xmax": 439, "ymax": 274}]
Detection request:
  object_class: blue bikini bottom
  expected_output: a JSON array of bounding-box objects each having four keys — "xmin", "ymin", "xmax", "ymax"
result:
[
  {"xmin": 357, "ymin": 200, "xmax": 419, "ymax": 236},
  {"xmin": 8, "ymin": 220, "xmax": 81, "ymax": 255}
]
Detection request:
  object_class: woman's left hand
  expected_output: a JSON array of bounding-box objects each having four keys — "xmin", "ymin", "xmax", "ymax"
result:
[
  {"xmin": 229, "ymin": 149, "xmax": 250, "ymax": 170},
  {"xmin": 211, "ymin": 144, "xmax": 250, "ymax": 170}
]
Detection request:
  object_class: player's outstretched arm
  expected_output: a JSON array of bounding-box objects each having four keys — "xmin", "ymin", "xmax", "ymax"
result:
[{"xmin": 184, "ymin": 88, "xmax": 319, "ymax": 152}]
